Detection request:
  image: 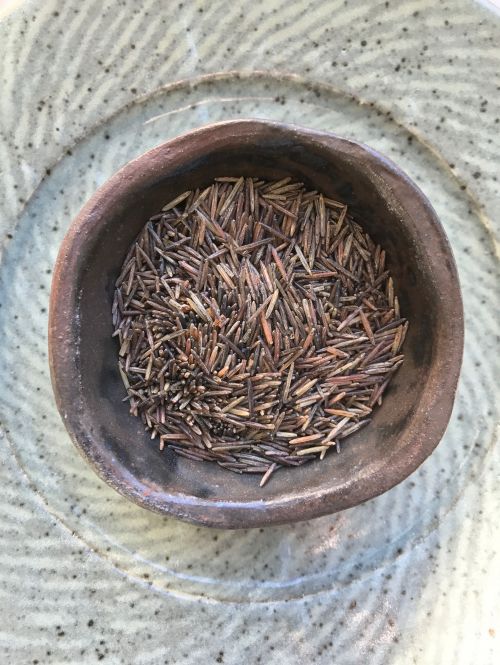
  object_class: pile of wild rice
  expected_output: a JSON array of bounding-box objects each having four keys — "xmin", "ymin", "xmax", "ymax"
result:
[{"xmin": 112, "ymin": 177, "xmax": 407, "ymax": 486}]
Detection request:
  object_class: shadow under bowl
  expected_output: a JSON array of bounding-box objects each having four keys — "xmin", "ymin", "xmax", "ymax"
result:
[{"xmin": 49, "ymin": 119, "xmax": 463, "ymax": 528}]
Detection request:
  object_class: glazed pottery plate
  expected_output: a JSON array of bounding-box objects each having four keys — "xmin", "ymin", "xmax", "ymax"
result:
[{"xmin": 0, "ymin": 1, "xmax": 499, "ymax": 663}]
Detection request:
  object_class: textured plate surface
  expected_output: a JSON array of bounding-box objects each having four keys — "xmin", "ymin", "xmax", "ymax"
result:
[{"xmin": 0, "ymin": 1, "xmax": 499, "ymax": 664}]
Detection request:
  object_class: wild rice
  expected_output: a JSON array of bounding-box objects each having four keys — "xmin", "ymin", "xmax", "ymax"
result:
[{"xmin": 113, "ymin": 177, "xmax": 407, "ymax": 486}]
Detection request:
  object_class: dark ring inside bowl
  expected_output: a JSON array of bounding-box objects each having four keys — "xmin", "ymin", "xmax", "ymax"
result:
[{"xmin": 49, "ymin": 119, "xmax": 463, "ymax": 528}]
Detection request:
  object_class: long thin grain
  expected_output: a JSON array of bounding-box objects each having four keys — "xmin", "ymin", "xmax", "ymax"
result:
[{"xmin": 113, "ymin": 177, "xmax": 407, "ymax": 486}]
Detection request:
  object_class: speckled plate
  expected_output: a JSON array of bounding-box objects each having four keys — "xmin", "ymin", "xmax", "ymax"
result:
[{"xmin": 0, "ymin": 1, "xmax": 499, "ymax": 663}]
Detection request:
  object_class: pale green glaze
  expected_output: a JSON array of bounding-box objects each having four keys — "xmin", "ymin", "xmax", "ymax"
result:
[{"xmin": 0, "ymin": 1, "xmax": 499, "ymax": 663}]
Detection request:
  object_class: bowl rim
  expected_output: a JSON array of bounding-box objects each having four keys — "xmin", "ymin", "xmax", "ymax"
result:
[{"xmin": 49, "ymin": 118, "xmax": 464, "ymax": 528}]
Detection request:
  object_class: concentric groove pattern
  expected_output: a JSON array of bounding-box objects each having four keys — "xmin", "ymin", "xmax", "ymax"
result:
[
  {"xmin": 1, "ymin": 1, "xmax": 499, "ymax": 221},
  {"xmin": 0, "ymin": 0, "xmax": 499, "ymax": 663},
  {"xmin": 0, "ymin": 73, "xmax": 497, "ymax": 607}
]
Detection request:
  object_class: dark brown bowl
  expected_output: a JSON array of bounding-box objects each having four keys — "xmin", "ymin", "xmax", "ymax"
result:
[{"xmin": 49, "ymin": 119, "xmax": 463, "ymax": 528}]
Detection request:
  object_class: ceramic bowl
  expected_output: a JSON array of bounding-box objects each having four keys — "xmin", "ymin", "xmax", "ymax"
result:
[{"xmin": 48, "ymin": 119, "xmax": 463, "ymax": 528}]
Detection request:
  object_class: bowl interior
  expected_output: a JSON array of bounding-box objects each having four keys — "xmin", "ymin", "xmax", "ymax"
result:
[{"xmin": 67, "ymin": 124, "xmax": 449, "ymax": 516}]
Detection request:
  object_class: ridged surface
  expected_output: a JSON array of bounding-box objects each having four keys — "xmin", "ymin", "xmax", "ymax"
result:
[{"xmin": 0, "ymin": 1, "xmax": 499, "ymax": 664}]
